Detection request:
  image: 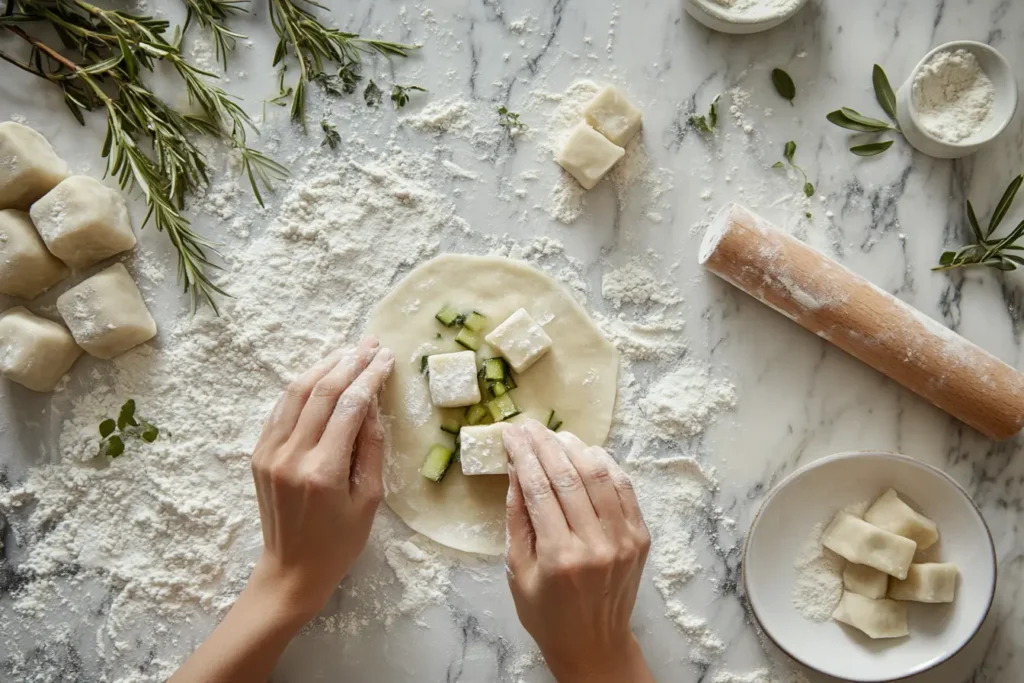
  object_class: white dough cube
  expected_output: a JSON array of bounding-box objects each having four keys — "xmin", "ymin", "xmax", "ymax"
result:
[
  {"xmin": 56, "ymin": 263, "xmax": 156, "ymax": 359},
  {"xmin": 0, "ymin": 307, "xmax": 82, "ymax": 392},
  {"xmin": 583, "ymin": 86, "xmax": 643, "ymax": 146},
  {"xmin": 484, "ymin": 308, "xmax": 552, "ymax": 374},
  {"xmin": 460, "ymin": 424, "xmax": 508, "ymax": 476},
  {"xmin": 555, "ymin": 123, "xmax": 625, "ymax": 190},
  {"xmin": 0, "ymin": 209, "xmax": 69, "ymax": 299},
  {"xmin": 30, "ymin": 175, "xmax": 136, "ymax": 269},
  {"xmin": 0, "ymin": 121, "xmax": 70, "ymax": 211},
  {"xmin": 427, "ymin": 351, "xmax": 481, "ymax": 408}
]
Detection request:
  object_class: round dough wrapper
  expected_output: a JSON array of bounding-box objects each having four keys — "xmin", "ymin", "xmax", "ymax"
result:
[{"xmin": 366, "ymin": 254, "xmax": 619, "ymax": 555}]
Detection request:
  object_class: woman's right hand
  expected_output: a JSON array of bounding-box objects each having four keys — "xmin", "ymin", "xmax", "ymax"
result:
[{"xmin": 502, "ymin": 420, "xmax": 654, "ymax": 683}]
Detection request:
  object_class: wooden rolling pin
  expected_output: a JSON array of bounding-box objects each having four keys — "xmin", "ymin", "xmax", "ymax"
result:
[{"xmin": 700, "ymin": 203, "xmax": 1024, "ymax": 440}]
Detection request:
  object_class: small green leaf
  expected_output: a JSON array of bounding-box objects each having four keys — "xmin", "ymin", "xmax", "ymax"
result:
[
  {"xmin": 804, "ymin": 182, "xmax": 815, "ymax": 197},
  {"xmin": 993, "ymin": 258, "xmax": 1017, "ymax": 271},
  {"xmin": 784, "ymin": 140, "xmax": 796, "ymax": 163},
  {"xmin": 771, "ymin": 68, "xmax": 796, "ymax": 103},
  {"xmin": 988, "ymin": 174, "xmax": 1024, "ymax": 237},
  {"xmin": 690, "ymin": 115, "xmax": 711, "ymax": 134},
  {"xmin": 772, "ymin": 161, "xmax": 785, "ymax": 169},
  {"xmin": 966, "ymin": 200, "xmax": 984, "ymax": 243},
  {"xmin": 364, "ymin": 80, "xmax": 383, "ymax": 107},
  {"xmin": 872, "ymin": 64, "xmax": 898, "ymax": 124},
  {"xmin": 99, "ymin": 419, "xmax": 116, "ymax": 438},
  {"xmin": 118, "ymin": 399, "xmax": 138, "ymax": 430},
  {"xmin": 708, "ymin": 94, "xmax": 720, "ymax": 129},
  {"xmin": 827, "ymin": 109, "xmax": 893, "ymax": 133},
  {"xmin": 105, "ymin": 435, "xmax": 125, "ymax": 458},
  {"xmin": 849, "ymin": 140, "xmax": 894, "ymax": 156},
  {"xmin": 939, "ymin": 250, "xmax": 956, "ymax": 266},
  {"xmin": 805, "ymin": 211, "xmax": 813, "ymax": 219},
  {"xmin": 141, "ymin": 426, "xmax": 159, "ymax": 443}
]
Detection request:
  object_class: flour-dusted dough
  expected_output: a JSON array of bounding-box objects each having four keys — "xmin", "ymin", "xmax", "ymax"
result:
[
  {"xmin": 822, "ymin": 512, "xmax": 917, "ymax": 579},
  {"xmin": 843, "ymin": 562, "xmax": 890, "ymax": 599},
  {"xmin": 864, "ymin": 488, "xmax": 939, "ymax": 550},
  {"xmin": 0, "ymin": 307, "xmax": 82, "ymax": 392},
  {"xmin": 56, "ymin": 263, "xmax": 156, "ymax": 359},
  {"xmin": 427, "ymin": 351, "xmax": 481, "ymax": 408},
  {"xmin": 889, "ymin": 562, "xmax": 959, "ymax": 603},
  {"xmin": 30, "ymin": 175, "xmax": 136, "ymax": 269},
  {"xmin": 555, "ymin": 123, "xmax": 625, "ymax": 190},
  {"xmin": 0, "ymin": 121, "xmax": 69, "ymax": 210},
  {"xmin": 366, "ymin": 254, "xmax": 620, "ymax": 555},
  {"xmin": 832, "ymin": 591, "xmax": 909, "ymax": 639},
  {"xmin": 0, "ymin": 209, "xmax": 68, "ymax": 299},
  {"xmin": 583, "ymin": 85, "xmax": 643, "ymax": 147},
  {"xmin": 460, "ymin": 423, "xmax": 508, "ymax": 476},
  {"xmin": 485, "ymin": 308, "xmax": 552, "ymax": 373}
]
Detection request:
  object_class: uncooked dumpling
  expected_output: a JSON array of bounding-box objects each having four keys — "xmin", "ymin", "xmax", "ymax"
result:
[
  {"xmin": 365, "ymin": 254, "xmax": 619, "ymax": 555},
  {"xmin": 56, "ymin": 263, "xmax": 156, "ymax": 359},
  {"xmin": 843, "ymin": 563, "xmax": 889, "ymax": 600},
  {"xmin": 832, "ymin": 591, "xmax": 908, "ymax": 639},
  {"xmin": 0, "ymin": 209, "xmax": 68, "ymax": 299},
  {"xmin": 863, "ymin": 489, "xmax": 939, "ymax": 550},
  {"xmin": 0, "ymin": 121, "xmax": 69, "ymax": 210},
  {"xmin": 888, "ymin": 562, "xmax": 959, "ymax": 603},
  {"xmin": 822, "ymin": 512, "xmax": 917, "ymax": 579},
  {"xmin": 0, "ymin": 307, "xmax": 82, "ymax": 392}
]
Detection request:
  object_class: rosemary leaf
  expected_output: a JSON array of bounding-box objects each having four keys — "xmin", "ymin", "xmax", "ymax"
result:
[
  {"xmin": 771, "ymin": 68, "xmax": 795, "ymax": 103},
  {"xmin": 966, "ymin": 200, "xmax": 983, "ymax": 243},
  {"xmin": 849, "ymin": 140, "xmax": 894, "ymax": 156}
]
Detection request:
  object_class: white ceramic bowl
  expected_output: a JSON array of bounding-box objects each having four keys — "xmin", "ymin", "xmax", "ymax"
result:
[
  {"xmin": 895, "ymin": 41, "xmax": 1017, "ymax": 159},
  {"xmin": 744, "ymin": 451, "xmax": 996, "ymax": 682},
  {"xmin": 684, "ymin": 0, "xmax": 808, "ymax": 35}
]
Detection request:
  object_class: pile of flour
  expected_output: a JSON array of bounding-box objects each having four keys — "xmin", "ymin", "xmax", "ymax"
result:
[{"xmin": 912, "ymin": 48, "xmax": 995, "ymax": 143}]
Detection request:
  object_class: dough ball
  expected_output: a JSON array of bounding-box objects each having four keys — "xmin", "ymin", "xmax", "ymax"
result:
[
  {"xmin": 555, "ymin": 123, "xmax": 625, "ymax": 190},
  {"xmin": 30, "ymin": 175, "xmax": 136, "ymax": 269},
  {"xmin": 56, "ymin": 263, "xmax": 156, "ymax": 359},
  {"xmin": 0, "ymin": 306, "xmax": 82, "ymax": 392},
  {"xmin": 0, "ymin": 121, "xmax": 70, "ymax": 211},
  {"xmin": 0, "ymin": 209, "xmax": 69, "ymax": 299}
]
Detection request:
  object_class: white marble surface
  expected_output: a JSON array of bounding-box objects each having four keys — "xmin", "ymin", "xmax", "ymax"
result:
[{"xmin": 2, "ymin": 0, "xmax": 1024, "ymax": 681}]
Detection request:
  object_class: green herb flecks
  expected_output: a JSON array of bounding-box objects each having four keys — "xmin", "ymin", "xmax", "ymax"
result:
[
  {"xmin": 98, "ymin": 399, "xmax": 162, "ymax": 458},
  {"xmin": 827, "ymin": 64, "xmax": 902, "ymax": 157},
  {"xmin": 391, "ymin": 83, "xmax": 426, "ymax": 110},
  {"xmin": 772, "ymin": 141, "xmax": 815, "ymax": 197},
  {"xmin": 690, "ymin": 94, "xmax": 721, "ymax": 134},
  {"xmin": 363, "ymin": 79, "xmax": 383, "ymax": 106},
  {"xmin": 321, "ymin": 119, "xmax": 340, "ymax": 149},
  {"xmin": 497, "ymin": 106, "xmax": 527, "ymax": 132},
  {"xmin": 934, "ymin": 174, "xmax": 1024, "ymax": 273},
  {"xmin": 771, "ymin": 68, "xmax": 796, "ymax": 104}
]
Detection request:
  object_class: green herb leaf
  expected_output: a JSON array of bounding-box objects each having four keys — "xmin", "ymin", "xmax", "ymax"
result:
[
  {"xmin": 99, "ymin": 419, "xmax": 116, "ymax": 438},
  {"xmin": 105, "ymin": 435, "xmax": 125, "ymax": 458},
  {"xmin": 784, "ymin": 140, "xmax": 796, "ymax": 163},
  {"xmin": 141, "ymin": 425, "xmax": 160, "ymax": 443},
  {"xmin": 771, "ymin": 68, "xmax": 796, "ymax": 103},
  {"xmin": 938, "ymin": 250, "xmax": 957, "ymax": 266},
  {"xmin": 988, "ymin": 174, "xmax": 1024, "ymax": 237},
  {"xmin": 690, "ymin": 115, "xmax": 710, "ymax": 133},
  {"xmin": 364, "ymin": 79, "xmax": 383, "ymax": 107},
  {"xmin": 320, "ymin": 119, "xmax": 341, "ymax": 150},
  {"xmin": 935, "ymin": 174, "xmax": 1024, "ymax": 272},
  {"xmin": 708, "ymin": 94, "xmax": 720, "ymax": 129},
  {"xmin": 966, "ymin": 200, "xmax": 984, "ymax": 243},
  {"xmin": 771, "ymin": 161, "xmax": 785, "ymax": 169},
  {"xmin": 498, "ymin": 106, "xmax": 527, "ymax": 131},
  {"xmin": 390, "ymin": 84, "xmax": 427, "ymax": 110},
  {"xmin": 118, "ymin": 399, "xmax": 138, "ymax": 430},
  {"xmin": 826, "ymin": 109, "xmax": 894, "ymax": 133},
  {"xmin": 804, "ymin": 182, "xmax": 815, "ymax": 197},
  {"xmin": 849, "ymin": 140, "xmax": 895, "ymax": 156},
  {"xmin": 872, "ymin": 64, "xmax": 898, "ymax": 125}
]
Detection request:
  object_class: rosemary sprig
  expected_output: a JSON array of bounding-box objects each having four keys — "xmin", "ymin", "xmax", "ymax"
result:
[
  {"xmin": 690, "ymin": 94, "xmax": 720, "ymax": 134},
  {"xmin": 181, "ymin": 0, "xmax": 250, "ymax": 70},
  {"xmin": 934, "ymin": 174, "xmax": 1024, "ymax": 272},
  {"xmin": 827, "ymin": 64, "xmax": 902, "ymax": 157},
  {"xmin": 771, "ymin": 141, "xmax": 815, "ymax": 197},
  {"xmin": 268, "ymin": 0, "xmax": 417, "ymax": 129}
]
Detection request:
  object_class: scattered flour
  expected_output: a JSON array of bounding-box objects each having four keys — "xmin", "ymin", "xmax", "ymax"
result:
[
  {"xmin": 640, "ymin": 363, "xmax": 737, "ymax": 441},
  {"xmin": 602, "ymin": 260, "xmax": 683, "ymax": 309},
  {"xmin": 791, "ymin": 521, "xmax": 844, "ymax": 622}
]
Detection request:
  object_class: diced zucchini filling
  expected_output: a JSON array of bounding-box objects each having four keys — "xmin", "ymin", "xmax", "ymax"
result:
[
  {"xmin": 486, "ymin": 393, "xmax": 521, "ymax": 422},
  {"xmin": 440, "ymin": 418, "xmax": 461, "ymax": 435},
  {"xmin": 463, "ymin": 311, "xmax": 488, "ymax": 332},
  {"xmin": 465, "ymin": 403, "xmax": 489, "ymax": 425},
  {"xmin": 546, "ymin": 410, "xmax": 563, "ymax": 432},
  {"xmin": 421, "ymin": 444, "xmax": 454, "ymax": 482},
  {"xmin": 435, "ymin": 305, "xmax": 463, "ymax": 327},
  {"xmin": 481, "ymin": 358, "xmax": 506, "ymax": 382},
  {"xmin": 454, "ymin": 327, "xmax": 480, "ymax": 351}
]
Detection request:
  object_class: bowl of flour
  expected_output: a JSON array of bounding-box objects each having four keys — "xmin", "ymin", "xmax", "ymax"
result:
[
  {"xmin": 895, "ymin": 41, "xmax": 1017, "ymax": 159},
  {"xmin": 684, "ymin": 0, "xmax": 808, "ymax": 34}
]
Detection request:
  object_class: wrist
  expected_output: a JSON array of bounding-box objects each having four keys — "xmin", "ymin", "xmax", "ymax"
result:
[
  {"xmin": 548, "ymin": 634, "xmax": 651, "ymax": 683},
  {"xmin": 247, "ymin": 555, "xmax": 328, "ymax": 627}
]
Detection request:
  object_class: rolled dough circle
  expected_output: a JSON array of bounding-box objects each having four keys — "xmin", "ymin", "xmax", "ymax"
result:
[{"xmin": 365, "ymin": 254, "xmax": 619, "ymax": 555}]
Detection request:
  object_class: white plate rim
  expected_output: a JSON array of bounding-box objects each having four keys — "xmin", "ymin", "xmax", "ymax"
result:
[{"xmin": 742, "ymin": 450, "xmax": 998, "ymax": 682}]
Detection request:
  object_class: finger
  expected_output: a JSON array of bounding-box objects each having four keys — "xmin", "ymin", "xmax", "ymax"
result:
[
  {"xmin": 590, "ymin": 446, "xmax": 645, "ymax": 530},
  {"xmin": 522, "ymin": 420, "xmax": 602, "ymax": 540},
  {"xmin": 350, "ymin": 397, "xmax": 387, "ymax": 504},
  {"xmin": 505, "ymin": 456, "xmax": 535, "ymax": 573},
  {"xmin": 292, "ymin": 337, "xmax": 381, "ymax": 447},
  {"xmin": 502, "ymin": 424, "xmax": 570, "ymax": 544},
  {"xmin": 317, "ymin": 348, "xmax": 395, "ymax": 472},
  {"xmin": 259, "ymin": 345, "xmax": 356, "ymax": 447},
  {"xmin": 557, "ymin": 431, "xmax": 627, "ymax": 536}
]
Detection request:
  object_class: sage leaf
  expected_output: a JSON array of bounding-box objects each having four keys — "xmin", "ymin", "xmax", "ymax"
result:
[
  {"xmin": 772, "ymin": 161, "xmax": 785, "ymax": 169},
  {"xmin": 988, "ymin": 174, "xmax": 1024, "ymax": 237},
  {"xmin": 872, "ymin": 64, "xmax": 898, "ymax": 124},
  {"xmin": 850, "ymin": 140, "xmax": 894, "ymax": 156},
  {"xmin": 771, "ymin": 68, "xmax": 796, "ymax": 103},
  {"xmin": 827, "ymin": 109, "xmax": 893, "ymax": 133},
  {"xmin": 804, "ymin": 182, "xmax": 815, "ymax": 197},
  {"xmin": 99, "ymin": 419, "xmax": 116, "ymax": 438},
  {"xmin": 105, "ymin": 435, "xmax": 125, "ymax": 458}
]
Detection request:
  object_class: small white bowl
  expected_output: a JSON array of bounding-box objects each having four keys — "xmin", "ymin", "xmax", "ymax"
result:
[
  {"xmin": 684, "ymin": 0, "xmax": 808, "ymax": 35},
  {"xmin": 895, "ymin": 41, "xmax": 1017, "ymax": 159},
  {"xmin": 744, "ymin": 451, "xmax": 996, "ymax": 682}
]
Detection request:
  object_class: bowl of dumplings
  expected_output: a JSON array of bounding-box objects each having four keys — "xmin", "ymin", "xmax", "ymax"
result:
[{"xmin": 743, "ymin": 451, "xmax": 996, "ymax": 682}]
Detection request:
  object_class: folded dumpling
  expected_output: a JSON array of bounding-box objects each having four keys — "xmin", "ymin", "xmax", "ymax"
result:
[
  {"xmin": 843, "ymin": 563, "xmax": 890, "ymax": 599},
  {"xmin": 832, "ymin": 591, "xmax": 909, "ymax": 639},
  {"xmin": 823, "ymin": 512, "xmax": 917, "ymax": 579},
  {"xmin": 889, "ymin": 563, "xmax": 959, "ymax": 603},
  {"xmin": 864, "ymin": 489, "xmax": 939, "ymax": 550}
]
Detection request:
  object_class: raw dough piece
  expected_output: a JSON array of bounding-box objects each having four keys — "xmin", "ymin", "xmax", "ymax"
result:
[
  {"xmin": 484, "ymin": 308, "xmax": 553, "ymax": 373},
  {"xmin": 832, "ymin": 591, "xmax": 908, "ymax": 639},
  {"xmin": 864, "ymin": 488, "xmax": 939, "ymax": 550},
  {"xmin": 0, "ymin": 307, "xmax": 81, "ymax": 392},
  {"xmin": 0, "ymin": 209, "xmax": 68, "ymax": 299},
  {"xmin": 30, "ymin": 175, "xmax": 136, "ymax": 269},
  {"xmin": 56, "ymin": 263, "xmax": 156, "ymax": 359},
  {"xmin": 427, "ymin": 351, "xmax": 481, "ymax": 408},
  {"xmin": 460, "ymin": 424, "xmax": 507, "ymax": 476},
  {"xmin": 0, "ymin": 121, "xmax": 69, "ymax": 210},
  {"xmin": 822, "ymin": 512, "xmax": 917, "ymax": 579},
  {"xmin": 583, "ymin": 85, "xmax": 643, "ymax": 147},
  {"xmin": 843, "ymin": 563, "xmax": 890, "ymax": 599},
  {"xmin": 555, "ymin": 123, "xmax": 625, "ymax": 190},
  {"xmin": 366, "ymin": 254, "xmax": 619, "ymax": 555},
  {"xmin": 888, "ymin": 562, "xmax": 959, "ymax": 603}
]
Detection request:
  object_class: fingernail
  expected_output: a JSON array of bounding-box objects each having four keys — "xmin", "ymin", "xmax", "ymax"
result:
[{"xmin": 365, "ymin": 336, "xmax": 380, "ymax": 348}]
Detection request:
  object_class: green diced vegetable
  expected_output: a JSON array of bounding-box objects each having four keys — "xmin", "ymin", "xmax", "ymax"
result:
[
  {"xmin": 420, "ymin": 355, "xmax": 430, "ymax": 374},
  {"xmin": 503, "ymin": 369, "xmax": 517, "ymax": 391},
  {"xmin": 481, "ymin": 358, "xmax": 506, "ymax": 382},
  {"xmin": 486, "ymin": 394, "xmax": 521, "ymax": 422},
  {"xmin": 421, "ymin": 444, "xmax": 454, "ymax": 482},
  {"xmin": 490, "ymin": 382, "xmax": 508, "ymax": 397},
  {"xmin": 465, "ymin": 403, "xmax": 488, "ymax": 425},
  {"xmin": 440, "ymin": 418, "xmax": 461, "ymax": 435},
  {"xmin": 463, "ymin": 311, "xmax": 488, "ymax": 332},
  {"xmin": 455, "ymin": 328, "xmax": 480, "ymax": 351},
  {"xmin": 546, "ymin": 410, "xmax": 563, "ymax": 432},
  {"xmin": 435, "ymin": 305, "xmax": 463, "ymax": 327}
]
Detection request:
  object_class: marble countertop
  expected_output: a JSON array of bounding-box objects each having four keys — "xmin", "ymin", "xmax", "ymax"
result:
[{"xmin": 2, "ymin": 0, "xmax": 1024, "ymax": 681}]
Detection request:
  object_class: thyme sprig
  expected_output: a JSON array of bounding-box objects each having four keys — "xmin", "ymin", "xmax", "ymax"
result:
[{"xmin": 935, "ymin": 174, "xmax": 1024, "ymax": 272}]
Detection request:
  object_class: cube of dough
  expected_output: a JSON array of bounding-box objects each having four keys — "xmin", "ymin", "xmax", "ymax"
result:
[
  {"xmin": 484, "ymin": 308, "xmax": 553, "ymax": 374},
  {"xmin": 426, "ymin": 351, "xmax": 481, "ymax": 408},
  {"xmin": 0, "ymin": 209, "xmax": 69, "ymax": 299},
  {"xmin": 843, "ymin": 563, "xmax": 890, "ymax": 599},
  {"xmin": 832, "ymin": 592, "xmax": 908, "ymax": 640},
  {"xmin": 56, "ymin": 263, "xmax": 156, "ymax": 359},
  {"xmin": 0, "ymin": 121, "xmax": 70, "ymax": 210},
  {"xmin": 460, "ymin": 424, "xmax": 508, "ymax": 476},
  {"xmin": 0, "ymin": 307, "xmax": 82, "ymax": 392},
  {"xmin": 888, "ymin": 563, "xmax": 959, "ymax": 603},
  {"xmin": 555, "ymin": 123, "xmax": 625, "ymax": 190},
  {"xmin": 864, "ymin": 489, "xmax": 939, "ymax": 550},
  {"xmin": 583, "ymin": 86, "xmax": 643, "ymax": 147},
  {"xmin": 30, "ymin": 175, "xmax": 136, "ymax": 269}
]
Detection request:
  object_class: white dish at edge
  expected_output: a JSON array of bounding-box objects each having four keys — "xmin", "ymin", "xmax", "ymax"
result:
[
  {"xmin": 744, "ymin": 451, "xmax": 996, "ymax": 682},
  {"xmin": 684, "ymin": 0, "xmax": 808, "ymax": 35}
]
